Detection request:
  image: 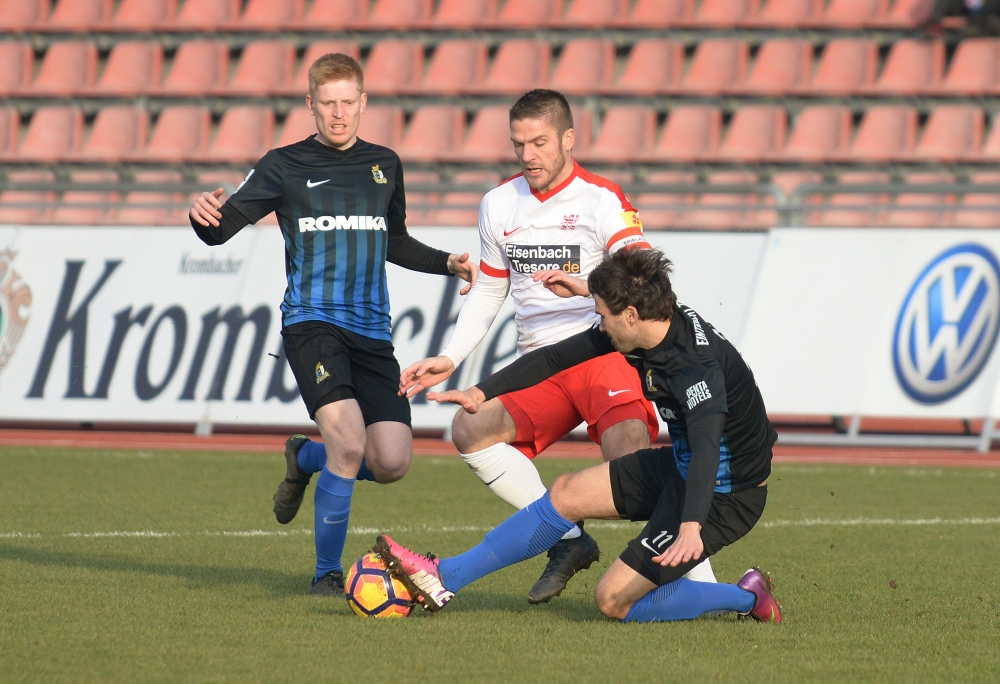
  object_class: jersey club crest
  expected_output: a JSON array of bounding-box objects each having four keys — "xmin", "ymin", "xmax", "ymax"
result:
[{"xmin": 371, "ymin": 165, "xmax": 387, "ymax": 184}]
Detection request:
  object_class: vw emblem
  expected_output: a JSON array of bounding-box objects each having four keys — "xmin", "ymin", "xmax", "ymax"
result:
[{"xmin": 893, "ymin": 244, "xmax": 1000, "ymax": 404}]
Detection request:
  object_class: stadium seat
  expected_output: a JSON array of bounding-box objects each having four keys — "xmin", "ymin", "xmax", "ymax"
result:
[
  {"xmin": 615, "ymin": 40, "xmax": 684, "ymax": 94},
  {"xmin": 952, "ymin": 172, "xmax": 1000, "ymax": 227},
  {"xmin": 816, "ymin": 171, "xmax": 890, "ymax": 226},
  {"xmin": 26, "ymin": 41, "xmax": 98, "ymax": 96},
  {"xmin": 52, "ymin": 170, "xmax": 119, "ymax": 225},
  {"xmin": 295, "ymin": 0, "xmax": 366, "ymax": 28},
  {"xmin": 17, "ymin": 106, "xmax": 84, "ymax": 162},
  {"xmin": 570, "ymin": 105, "xmax": 594, "ymax": 158},
  {"xmin": 690, "ymin": 0, "xmax": 759, "ymax": 27},
  {"xmin": 550, "ymin": 39, "xmax": 616, "ymax": 94},
  {"xmin": 471, "ymin": 40, "xmax": 551, "ymax": 94},
  {"xmin": 70, "ymin": 106, "xmax": 148, "ymax": 161},
  {"xmin": 282, "ymin": 41, "xmax": 361, "ymax": 95},
  {"xmin": 783, "ymin": 106, "xmax": 853, "ymax": 161},
  {"xmin": 682, "ymin": 40, "xmax": 749, "ymax": 94},
  {"xmin": 742, "ymin": 39, "xmax": 813, "ymax": 94},
  {"xmin": 749, "ymin": 0, "xmax": 821, "ymax": 26},
  {"xmin": 647, "ymin": 106, "xmax": 722, "ymax": 162},
  {"xmin": 107, "ymin": 0, "xmax": 175, "ymax": 30},
  {"xmin": 868, "ymin": 39, "xmax": 944, "ymax": 95},
  {"xmin": 430, "ymin": 171, "xmax": 500, "ymax": 226},
  {"xmin": 431, "ymin": 0, "xmax": 496, "ymax": 27},
  {"xmin": 0, "ymin": 42, "xmax": 33, "ymax": 97},
  {"xmin": 136, "ymin": 106, "xmax": 211, "ymax": 162},
  {"xmin": 556, "ymin": 0, "xmax": 628, "ymax": 27},
  {"xmin": 396, "ymin": 106, "xmax": 466, "ymax": 162},
  {"xmin": 158, "ymin": 41, "xmax": 230, "ymax": 95},
  {"xmin": 0, "ymin": 0, "xmax": 47, "ymax": 30},
  {"xmin": 226, "ymin": 41, "xmax": 296, "ymax": 95},
  {"xmin": 579, "ymin": 106, "xmax": 657, "ymax": 163},
  {"xmin": 0, "ymin": 108, "xmax": 19, "ymax": 161},
  {"xmin": 684, "ymin": 171, "xmax": 762, "ymax": 229},
  {"xmin": 275, "ymin": 107, "xmax": 316, "ymax": 147},
  {"xmin": 809, "ymin": 39, "xmax": 878, "ymax": 94},
  {"xmin": 365, "ymin": 0, "xmax": 432, "ymax": 28},
  {"xmin": 452, "ymin": 105, "xmax": 514, "ymax": 162},
  {"xmin": 939, "ymin": 39, "xmax": 1000, "ymax": 95},
  {"xmin": 88, "ymin": 41, "xmax": 163, "ymax": 96},
  {"xmin": 770, "ymin": 170, "xmax": 823, "ymax": 206},
  {"xmin": 883, "ymin": 172, "xmax": 956, "ymax": 227},
  {"xmin": 849, "ymin": 106, "xmax": 918, "ymax": 161},
  {"xmin": 45, "ymin": 0, "xmax": 112, "ymax": 30},
  {"xmin": 821, "ymin": 0, "xmax": 888, "ymax": 27},
  {"xmin": 235, "ymin": 0, "xmax": 304, "ymax": 29},
  {"xmin": 492, "ymin": 0, "xmax": 560, "ymax": 26},
  {"xmin": 118, "ymin": 170, "xmax": 187, "ymax": 226},
  {"xmin": 876, "ymin": 0, "xmax": 935, "ymax": 27},
  {"xmin": 410, "ymin": 39, "xmax": 488, "ymax": 95},
  {"xmin": 715, "ymin": 105, "xmax": 787, "ymax": 161},
  {"xmin": 912, "ymin": 105, "xmax": 984, "ymax": 162},
  {"xmin": 172, "ymin": 0, "xmax": 240, "ymax": 29},
  {"xmin": 617, "ymin": 0, "xmax": 693, "ymax": 26},
  {"xmin": 197, "ymin": 106, "xmax": 275, "ymax": 164},
  {"xmin": 635, "ymin": 171, "xmax": 698, "ymax": 228},
  {"xmin": 364, "ymin": 40, "xmax": 424, "ymax": 95},
  {"xmin": 401, "ymin": 171, "xmax": 442, "ymax": 226},
  {"xmin": 0, "ymin": 171, "xmax": 55, "ymax": 224},
  {"xmin": 357, "ymin": 105, "xmax": 405, "ymax": 148}
]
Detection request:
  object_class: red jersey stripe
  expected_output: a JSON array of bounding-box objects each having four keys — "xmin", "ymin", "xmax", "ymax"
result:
[{"xmin": 480, "ymin": 260, "xmax": 510, "ymax": 278}]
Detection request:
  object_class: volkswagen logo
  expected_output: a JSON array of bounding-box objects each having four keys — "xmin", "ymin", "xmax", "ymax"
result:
[{"xmin": 893, "ymin": 244, "xmax": 1000, "ymax": 404}]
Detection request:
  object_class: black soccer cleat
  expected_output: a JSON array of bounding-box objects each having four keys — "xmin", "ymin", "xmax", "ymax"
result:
[
  {"xmin": 273, "ymin": 434, "xmax": 313, "ymax": 524},
  {"xmin": 309, "ymin": 570, "xmax": 345, "ymax": 596},
  {"xmin": 527, "ymin": 527, "xmax": 601, "ymax": 604}
]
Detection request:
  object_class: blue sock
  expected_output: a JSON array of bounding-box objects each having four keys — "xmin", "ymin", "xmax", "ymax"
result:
[
  {"xmin": 313, "ymin": 467, "xmax": 354, "ymax": 579},
  {"xmin": 356, "ymin": 459, "xmax": 376, "ymax": 482},
  {"xmin": 623, "ymin": 578, "xmax": 756, "ymax": 623},
  {"xmin": 438, "ymin": 492, "xmax": 574, "ymax": 593},
  {"xmin": 297, "ymin": 440, "xmax": 377, "ymax": 482}
]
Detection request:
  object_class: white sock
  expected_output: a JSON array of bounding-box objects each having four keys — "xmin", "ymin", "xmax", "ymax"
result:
[
  {"xmin": 460, "ymin": 443, "xmax": 581, "ymax": 540},
  {"xmin": 682, "ymin": 557, "xmax": 717, "ymax": 583}
]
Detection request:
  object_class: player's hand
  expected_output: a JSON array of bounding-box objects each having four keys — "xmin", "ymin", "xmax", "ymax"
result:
[
  {"xmin": 448, "ymin": 252, "xmax": 479, "ymax": 295},
  {"xmin": 399, "ymin": 356, "xmax": 456, "ymax": 398},
  {"xmin": 190, "ymin": 188, "xmax": 225, "ymax": 227},
  {"xmin": 652, "ymin": 522, "xmax": 704, "ymax": 567},
  {"xmin": 426, "ymin": 386, "xmax": 487, "ymax": 413},
  {"xmin": 532, "ymin": 270, "xmax": 590, "ymax": 298}
]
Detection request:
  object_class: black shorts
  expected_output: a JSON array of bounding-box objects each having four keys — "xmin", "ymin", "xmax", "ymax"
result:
[
  {"xmin": 609, "ymin": 447, "xmax": 767, "ymax": 586},
  {"xmin": 281, "ymin": 320, "xmax": 411, "ymax": 426}
]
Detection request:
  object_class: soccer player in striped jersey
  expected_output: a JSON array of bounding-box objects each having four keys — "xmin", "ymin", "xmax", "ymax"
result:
[{"xmin": 189, "ymin": 54, "xmax": 477, "ymax": 596}]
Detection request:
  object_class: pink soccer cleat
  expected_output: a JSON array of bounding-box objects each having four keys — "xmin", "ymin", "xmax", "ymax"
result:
[
  {"xmin": 374, "ymin": 534, "xmax": 454, "ymax": 612},
  {"xmin": 737, "ymin": 568, "xmax": 782, "ymax": 623}
]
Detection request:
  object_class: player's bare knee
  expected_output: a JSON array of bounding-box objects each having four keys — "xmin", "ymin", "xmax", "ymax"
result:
[
  {"xmin": 548, "ymin": 473, "xmax": 576, "ymax": 517},
  {"xmin": 594, "ymin": 582, "xmax": 631, "ymax": 621},
  {"xmin": 600, "ymin": 419, "xmax": 650, "ymax": 461},
  {"xmin": 452, "ymin": 409, "xmax": 498, "ymax": 453}
]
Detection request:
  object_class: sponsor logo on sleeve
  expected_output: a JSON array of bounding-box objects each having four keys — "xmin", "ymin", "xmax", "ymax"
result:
[
  {"xmin": 685, "ymin": 381, "xmax": 712, "ymax": 410},
  {"xmin": 234, "ymin": 168, "xmax": 254, "ymax": 193},
  {"xmin": 503, "ymin": 244, "xmax": 581, "ymax": 274},
  {"xmin": 682, "ymin": 306, "xmax": 710, "ymax": 346},
  {"xmin": 621, "ymin": 210, "xmax": 643, "ymax": 230}
]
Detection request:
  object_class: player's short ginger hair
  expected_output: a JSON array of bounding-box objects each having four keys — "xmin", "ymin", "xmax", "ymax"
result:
[
  {"xmin": 308, "ymin": 53, "xmax": 364, "ymax": 95},
  {"xmin": 588, "ymin": 248, "xmax": 678, "ymax": 322},
  {"xmin": 509, "ymin": 89, "xmax": 574, "ymax": 134}
]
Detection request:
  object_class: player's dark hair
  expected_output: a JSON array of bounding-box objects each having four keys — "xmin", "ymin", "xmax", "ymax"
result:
[
  {"xmin": 588, "ymin": 249, "xmax": 677, "ymax": 321},
  {"xmin": 509, "ymin": 89, "xmax": 574, "ymax": 134},
  {"xmin": 309, "ymin": 53, "xmax": 365, "ymax": 94}
]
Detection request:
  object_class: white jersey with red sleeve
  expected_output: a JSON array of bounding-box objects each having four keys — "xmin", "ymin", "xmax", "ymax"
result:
[{"xmin": 477, "ymin": 162, "xmax": 650, "ymax": 354}]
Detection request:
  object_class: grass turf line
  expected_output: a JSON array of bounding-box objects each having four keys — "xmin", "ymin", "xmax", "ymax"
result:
[{"xmin": 1, "ymin": 447, "xmax": 999, "ymax": 683}]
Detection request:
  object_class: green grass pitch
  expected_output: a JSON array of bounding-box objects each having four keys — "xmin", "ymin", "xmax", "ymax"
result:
[{"xmin": 1, "ymin": 446, "xmax": 999, "ymax": 683}]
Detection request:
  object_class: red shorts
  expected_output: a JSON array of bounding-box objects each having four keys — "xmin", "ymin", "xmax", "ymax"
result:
[{"xmin": 498, "ymin": 353, "xmax": 659, "ymax": 459}]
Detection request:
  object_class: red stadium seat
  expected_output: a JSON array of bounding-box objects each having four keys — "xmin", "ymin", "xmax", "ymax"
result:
[
  {"xmin": 357, "ymin": 105, "xmax": 405, "ymax": 149},
  {"xmin": 715, "ymin": 105, "xmax": 787, "ymax": 161},
  {"xmin": 236, "ymin": 0, "xmax": 304, "ymax": 29},
  {"xmin": 432, "ymin": 0, "xmax": 496, "ymax": 27},
  {"xmin": 137, "ymin": 106, "xmax": 211, "ymax": 162},
  {"xmin": 402, "ymin": 171, "xmax": 442, "ymax": 226},
  {"xmin": 365, "ymin": 0, "xmax": 432, "ymax": 28},
  {"xmin": 617, "ymin": 0, "xmax": 693, "ymax": 26},
  {"xmin": 877, "ymin": 0, "xmax": 935, "ymax": 26},
  {"xmin": 285, "ymin": 41, "xmax": 361, "ymax": 95},
  {"xmin": 615, "ymin": 40, "xmax": 684, "ymax": 94},
  {"xmin": 981, "ymin": 114, "xmax": 1000, "ymax": 159},
  {"xmin": 18, "ymin": 106, "xmax": 84, "ymax": 162},
  {"xmin": 52, "ymin": 170, "xmax": 119, "ymax": 225},
  {"xmin": 46, "ymin": 0, "xmax": 112, "ymax": 29},
  {"xmin": 821, "ymin": 0, "xmax": 887, "ymax": 27},
  {"xmin": 940, "ymin": 39, "xmax": 1000, "ymax": 95},
  {"xmin": 27, "ymin": 41, "xmax": 98, "ymax": 96},
  {"xmin": 635, "ymin": 171, "xmax": 698, "ymax": 228},
  {"xmin": 816, "ymin": 171, "xmax": 890, "ymax": 226},
  {"xmin": 118, "ymin": 170, "xmax": 187, "ymax": 226},
  {"xmin": 783, "ymin": 105, "xmax": 853, "ymax": 161},
  {"xmin": 364, "ymin": 40, "xmax": 424, "ymax": 95},
  {"xmin": 0, "ymin": 170, "xmax": 55, "ymax": 224},
  {"xmin": 868, "ymin": 39, "xmax": 944, "ymax": 95},
  {"xmin": 108, "ymin": 0, "xmax": 175, "ymax": 30},
  {"xmin": 884, "ymin": 172, "xmax": 955, "ymax": 227},
  {"xmin": 158, "ymin": 40, "xmax": 230, "ymax": 96},
  {"xmin": 550, "ymin": 39, "xmax": 616, "ymax": 94},
  {"xmin": 89, "ymin": 41, "xmax": 163, "ymax": 96},
  {"xmin": 453, "ymin": 105, "xmax": 514, "ymax": 162},
  {"xmin": 0, "ymin": 0, "xmax": 47, "ymax": 30},
  {"xmin": 570, "ymin": 105, "xmax": 594, "ymax": 158},
  {"xmin": 0, "ymin": 108, "xmax": 20, "ymax": 161},
  {"xmin": 557, "ymin": 0, "xmax": 628, "ymax": 27},
  {"xmin": 197, "ymin": 107, "xmax": 275, "ymax": 164},
  {"xmin": 770, "ymin": 170, "xmax": 823, "ymax": 204},
  {"xmin": 684, "ymin": 172, "xmax": 763, "ymax": 229},
  {"xmin": 691, "ymin": 0, "xmax": 759, "ymax": 27},
  {"xmin": 396, "ymin": 106, "xmax": 466, "ymax": 162},
  {"xmin": 492, "ymin": 0, "xmax": 559, "ymax": 27},
  {"xmin": 742, "ymin": 39, "xmax": 813, "ymax": 94},
  {"xmin": 0, "ymin": 42, "xmax": 33, "ymax": 97},
  {"xmin": 276, "ymin": 107, "xmax": 316, "ymax": 147},
  {"xmin": 849, "ymin": 106, "xmax": 918, "ymax": 162},
  {"xmin": 647, "ymin": 106, "xmax": 722, "ymax": 162},
  {"xmin": 71, "ymin": 106, "xmax": 148, "ymax": 161},
  {"xmin": 411, "ymin": 39, "xmax": 488, "ymax": 95},
  {"xmin": 579, "ymin": 106, "xmax": 657, "ymax": 163},
  {"xmin": 682, "ymin": 40, "xmax": 749, "ymax": 94},
  {"xmin": 809, "ymin": 39, "xmax": 878, "ymax": 94},
  {"xmin": 471, "ymin": 40, "xmax": 551, "ymax": 94},
  {"xmin": 226, "ymin": 41, "xmax": 296, "ymax": 95},
  {"xmin": 953, "ymin": 172, "xmax": 1000, "ymax": 227},
  {"xmin": 296, "ymin": 0, "xmax": 366, "ymax": 28},
  {"xmin": 749, "ymin": 0, "xmax": 821, "ymax": 26},
  {"xmin": 912, "ymin": 105, "xmax": 984, "ymax": 162},
  {"xmin": 430, "ymin": 171, "xmax": 500, "ymax": 226},
  {"xmin": 173, "ymin": 0, "xmax": 240, "ymax": 29}
]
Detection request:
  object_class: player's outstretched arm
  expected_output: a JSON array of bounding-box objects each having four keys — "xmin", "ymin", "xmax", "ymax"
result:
[
  {"xmin": 399, "ymin": 356, "xmax": 456, "ymax": 398},
  {"xmin": 531, "ymin": 269, "xmax": 590, "ymax": 298},
  {"xmin": 190, "ymin": 188, "xmax": 225, "ymax": 227},
  {"xmin": 188, "ymin": 187, "xmax": 252, "ymax": 246},
  {"xmin": 425, "ymin": 386, "xmax": 487, "ymax": 413},
  {"xmin": 447, "ymin": 252, "xmax": 478, "ymax": 295}
]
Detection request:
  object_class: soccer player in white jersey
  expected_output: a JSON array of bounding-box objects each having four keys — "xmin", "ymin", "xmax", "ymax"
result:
[{"xmin": 399, "ymin": 89, "xmax": 716, "ymax": 603}]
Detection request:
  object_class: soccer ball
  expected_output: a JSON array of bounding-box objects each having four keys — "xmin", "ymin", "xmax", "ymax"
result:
[{"xmin": 345, "ymin": 552, "xmax": 414, "ymax": 618}]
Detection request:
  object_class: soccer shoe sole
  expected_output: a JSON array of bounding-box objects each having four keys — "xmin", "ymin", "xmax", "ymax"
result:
[
  {"xmin": 272, "ymin": 435, "xmax": 312, "ymax": 525},
  {"xmin": 527, "ymin": 534, "xmax": 601, "ymax": 605},
  {"xmin": 373, "ymin": 536, "xmax": 445, "ymax": 613}
]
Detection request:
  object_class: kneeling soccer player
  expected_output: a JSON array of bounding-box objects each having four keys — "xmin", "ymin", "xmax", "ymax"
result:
[{"xmin": 374, "ymin": 248, "xmax": 781, "ymax": 622}]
